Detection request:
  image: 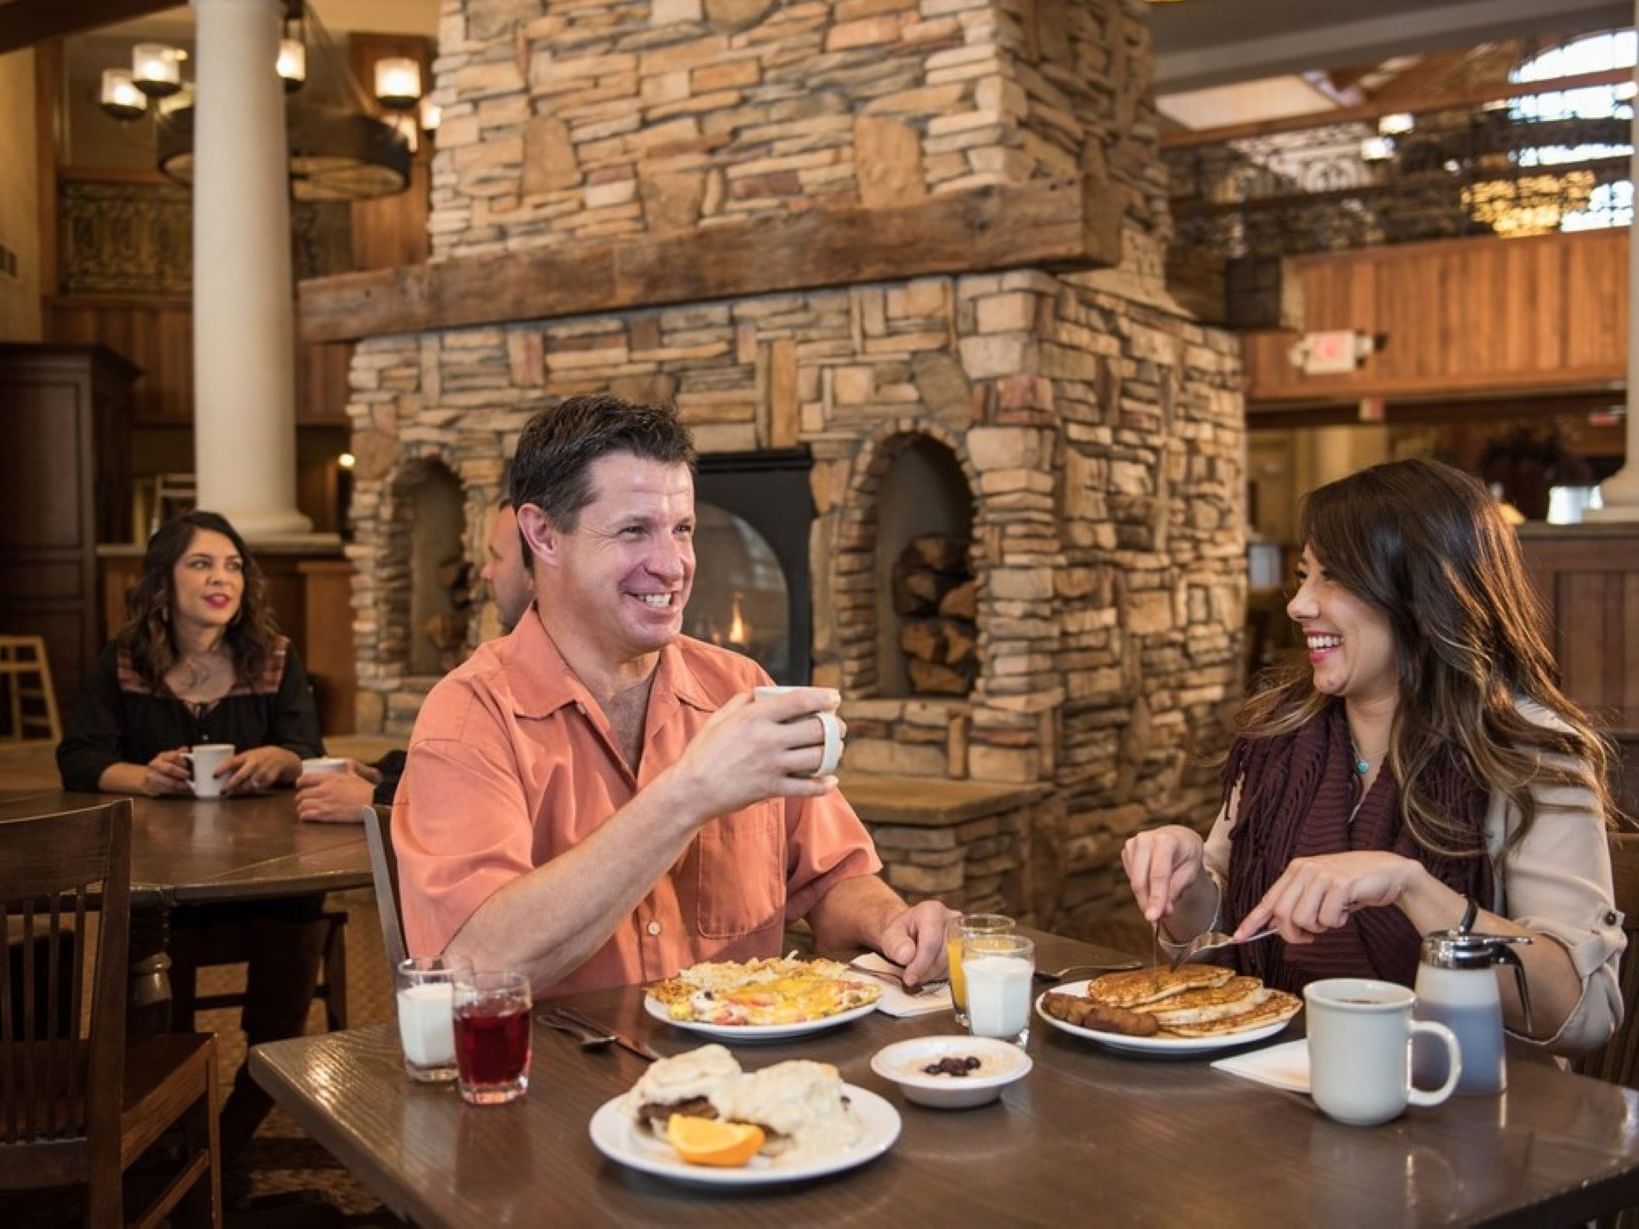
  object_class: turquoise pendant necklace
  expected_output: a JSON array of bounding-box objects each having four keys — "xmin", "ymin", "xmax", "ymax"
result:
[{"xmin": 1350, "ymin": 738, "xmax": 1371, "ymax": 776}]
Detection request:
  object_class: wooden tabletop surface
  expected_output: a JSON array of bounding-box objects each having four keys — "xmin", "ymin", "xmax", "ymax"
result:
[
  {"xmin": 251, "ymin": 931, "xmax": 1639, "ymax": 1228},
  {"xmin": 0, "ymin": 790, "xmax": 371, "ymax": 906}
]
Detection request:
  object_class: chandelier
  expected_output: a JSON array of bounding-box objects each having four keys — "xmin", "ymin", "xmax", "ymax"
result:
[{"xmin": 99, "ymin": 4, "xmax": 428, "ymax": 202}]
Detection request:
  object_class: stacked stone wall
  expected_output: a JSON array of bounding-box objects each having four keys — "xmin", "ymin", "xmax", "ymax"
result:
[
  {"xmin": 341, "ymin": 0, "xmax": 1244, "ymax": 936},
  {"xmin": 426, "ymin": 0, "xmax": 1168, "ymax": 262}
]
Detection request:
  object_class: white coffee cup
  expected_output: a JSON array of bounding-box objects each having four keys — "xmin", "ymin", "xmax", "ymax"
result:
[
  {"xmin": 301, "ymin": 756, "xmax": 349, "ymax": 776},
  {"xmin": 753, "ymin": 685, "xmax": 844, "ymax": 777},
  {"xmin": 1305, "ymin": 977, "xmax": 1462, "ymax": 1126},
  {"xmin": 189, "ymin": 743, "xmax": 235, "ymax": 798}
]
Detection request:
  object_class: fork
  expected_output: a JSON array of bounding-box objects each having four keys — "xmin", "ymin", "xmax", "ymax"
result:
[
  {"xmin": 846, "ymin": 958, "xmax": 948, "ymax": 993},
  {"xmin": 1032, "ymin": 960, "xmax": 1144, "ymax": 982},
  {"xmin": 1157, "ymin": 926, "xmax": 1279, "ymax": 968},
  {"xmin": 536, "ymin": 1008, "xmax": 617, "ymax": 1049}
]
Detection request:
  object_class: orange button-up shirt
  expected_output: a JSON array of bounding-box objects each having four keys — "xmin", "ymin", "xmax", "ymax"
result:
[{"xmin": 394, "ymin": 613, "xmax": 882, "ymax": 996}]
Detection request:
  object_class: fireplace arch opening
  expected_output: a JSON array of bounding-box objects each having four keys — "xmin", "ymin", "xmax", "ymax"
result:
[
  {"xmin": 403, "ymin": 460, "xmax": 468, "ymax": 678},
  {"xmin": 872, "ymin": 433, "xmax": 976, "ymax": 699}
]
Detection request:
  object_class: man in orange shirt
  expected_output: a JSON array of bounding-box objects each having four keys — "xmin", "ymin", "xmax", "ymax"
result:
[{"xmin": 394, "ymin": 394, "xmax": 951, "ymax": 994}]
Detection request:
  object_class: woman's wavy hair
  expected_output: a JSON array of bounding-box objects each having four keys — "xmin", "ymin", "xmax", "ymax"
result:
[
  {"xmin": 1239, "ymin": 459, "xmax": 1612, "ymax": 854},
  {"xmin": 118, "ymin": 510, "xmax": 281, "ymax": 693}
]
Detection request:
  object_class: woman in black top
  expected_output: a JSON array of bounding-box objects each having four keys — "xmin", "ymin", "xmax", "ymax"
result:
[
  {"xmin": 58, "ymin": 510, "xmax": 323, "ymax": 793},
  {"xmin": 57, "ymin": 510, "xmax": 328, "ymax": 1174}
]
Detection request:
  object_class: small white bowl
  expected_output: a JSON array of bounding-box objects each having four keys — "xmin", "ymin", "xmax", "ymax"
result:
[{"xmin": 869, "ymin": 1035, "xmax": 1032, "ymax": 1109}]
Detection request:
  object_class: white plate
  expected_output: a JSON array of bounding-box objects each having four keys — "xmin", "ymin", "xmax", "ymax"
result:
[
  {"xmin": 588, "ymin": 1084, "xmax": 900, "ymax": 1187},
  {"xmin": 1034, "ymin": 980, "xmax": 1301, "ymax": 1057},
  {"xmin": 642, "ymin": 994, "xmax": 880, "ymax": 1042}
]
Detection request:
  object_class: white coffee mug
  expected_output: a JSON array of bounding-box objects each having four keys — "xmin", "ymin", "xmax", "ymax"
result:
[
  {"xmin": 190, "ymin": 743, "xmax": 235, "ymax": 798},
  {"xmin": 753, "ymin": 685, "xmax": 844, "ymax": 777},
  {"xmin": 301, "ymin": 757, "xmax": 349, "ymax": 776},
  {"xmin": 1305, "ymin": 978, "xmax": 1462, "ymax": 1126}
]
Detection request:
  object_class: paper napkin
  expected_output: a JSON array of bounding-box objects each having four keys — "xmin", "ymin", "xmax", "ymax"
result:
[
  {"xmin": 850, "ymin": 953, "xmax": 956, "ymax": 1018},
  {"xmin": 1209, "ymin": 1038, "xmax": 1310, "ymax": 1093}
]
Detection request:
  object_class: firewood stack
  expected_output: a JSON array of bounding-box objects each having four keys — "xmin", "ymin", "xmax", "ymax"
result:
[{"xmin": 892, "ymin": 535, "xmax": 977, "ymax": 695}]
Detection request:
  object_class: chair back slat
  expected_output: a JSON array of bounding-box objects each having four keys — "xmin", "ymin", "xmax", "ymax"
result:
[
  {"xmin": 0, "ymin": 802, "xmax": 130, "ymax": 1154},
  {"xmin": 64, "ymin": 890, "xmax": 86, "ymax": 1136},
  {"xmin": 19, "ymin": 901, "xmax": 35, "ymax": 1138},
  {"xmin": 364, "ymin": 804, "xmax": 407, "ymax": 976},
  {"xmin": 0, "ymin": 902, "xmax": 11, "ymax": 1141}
]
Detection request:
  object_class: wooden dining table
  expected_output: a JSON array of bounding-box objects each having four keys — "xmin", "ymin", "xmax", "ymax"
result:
[
  {"xmin": 250, "ymin": 930, "xmax": 1639, "ymax": 1228},
  {"xmin": 0, "ymin": 789, "xmax": 371, "ymax": 1030}
]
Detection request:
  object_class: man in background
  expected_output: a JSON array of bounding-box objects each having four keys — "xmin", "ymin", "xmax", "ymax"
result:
[{"xmin": 295, "ymin": 496, "xmax": 532, "ymax": 822}]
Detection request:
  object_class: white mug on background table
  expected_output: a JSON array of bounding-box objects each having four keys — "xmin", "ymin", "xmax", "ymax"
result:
[
  {"xmin": 753, "ymin": 685, "xmax": 844, "ymax": 777},
  {"xmin": 189, "ymin": 743, "xmax": 234, "ymax": 798},
  {"xmin": 1305, "ymin": 977, "xmax": 1462, "ymax": 1126}
]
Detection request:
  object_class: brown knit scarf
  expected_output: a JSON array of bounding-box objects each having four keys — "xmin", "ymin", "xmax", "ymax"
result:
[{"xmin": 1222, "ymin": 701, "xmax": 1494, "ymax": 993}]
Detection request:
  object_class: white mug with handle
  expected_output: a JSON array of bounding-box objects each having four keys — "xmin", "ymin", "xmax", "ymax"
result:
[
  {"xmin": 189, "ymin": 743, "xmax": 235, "ymax": 798},
  {"xmin": 753, "ymin": 685, "xmax": 844, "ymax": 777},
  {"xmin": 1305, "ymin": 977, "xmax": 1462, "ymax": 1126}
]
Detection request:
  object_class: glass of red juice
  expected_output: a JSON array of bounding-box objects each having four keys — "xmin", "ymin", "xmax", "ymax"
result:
[{"xmin": 452, "ymin": 969, "xmax": 532, "ymax": 1105}]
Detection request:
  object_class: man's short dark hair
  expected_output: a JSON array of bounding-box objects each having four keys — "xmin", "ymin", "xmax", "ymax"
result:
[{"xmin": 510, "ymin": 394, "xmax": 696, "ymax": 533}]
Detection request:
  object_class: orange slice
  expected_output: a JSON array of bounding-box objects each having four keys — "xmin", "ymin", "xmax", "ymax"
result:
[{"xmin": 665, "ymin": 1114, "xmax": 766, "ymax": 1167}]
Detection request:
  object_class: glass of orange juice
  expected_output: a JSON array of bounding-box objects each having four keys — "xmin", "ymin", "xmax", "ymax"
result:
[{"xmin": 946, "ymin": 913, "xmax": 1015, "ymax": 1027}]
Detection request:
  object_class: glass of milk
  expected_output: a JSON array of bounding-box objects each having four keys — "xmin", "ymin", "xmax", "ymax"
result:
[
  {"xmin": 397, "ymin": 956, "xmax": 470, "ymax": 1082},
  {"xmin": 961, "ymin": 933, "xmax": 1034, "ymax": 1045}
]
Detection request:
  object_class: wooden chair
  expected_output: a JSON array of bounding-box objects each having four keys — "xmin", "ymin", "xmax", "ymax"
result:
[
  {"xmin": 0, "ymin": 635, "xmax": 62, "ymax": 746},
  {"xmin": 363, "ymin": 804, "xmax": 407, "ymax": 979},
  {"xmin": 0, "ymin": 800, "xmax": 220, "ymax": 1227},
  {"xmin": 1576, "ymin": 832, "xmax": 1639, "ymax": 1088}
]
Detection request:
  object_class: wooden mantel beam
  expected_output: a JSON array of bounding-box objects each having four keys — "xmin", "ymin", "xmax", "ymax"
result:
[{"xmin": 298, "ymin": 180, "xmax": 1123, "ymax": 343}]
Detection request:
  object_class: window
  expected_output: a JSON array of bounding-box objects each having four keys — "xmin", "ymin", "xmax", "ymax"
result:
[{"xmin": 1509, "ymin": 30, "xmax": 1634, "ymax": 232}]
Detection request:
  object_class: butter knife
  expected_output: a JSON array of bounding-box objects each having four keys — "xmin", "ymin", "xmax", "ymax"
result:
[{"xmin": 552, "ymin": 1005, "xmax": 661, "ymax": 1062}]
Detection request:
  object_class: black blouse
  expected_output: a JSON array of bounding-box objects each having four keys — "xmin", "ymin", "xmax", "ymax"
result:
[{"xmin": 57, "ymin": 637, "xmax": 325, "ymax": 792}]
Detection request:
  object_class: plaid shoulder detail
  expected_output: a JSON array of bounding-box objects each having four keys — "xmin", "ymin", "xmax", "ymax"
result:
[
  {"xmin": 231, "ymin": 635, "xmax": 290, "ymax": 696},
  {"xmin": 114, "ymin": 649, "xmax": 156, "ymax": 696}
]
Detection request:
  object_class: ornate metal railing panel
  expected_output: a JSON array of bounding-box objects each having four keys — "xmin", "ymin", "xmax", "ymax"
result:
[
  {"xmin": 58, "ymin": 174, "xmax": 353, "ymax": 297},
  {"xmin": 1166, "ymin": 88, "xmax": 1632, "ymax": 261}
]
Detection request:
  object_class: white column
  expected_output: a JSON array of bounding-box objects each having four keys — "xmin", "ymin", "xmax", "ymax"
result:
[
  {"xmin": 1590, "ymin": 7, "xmax": 1639, "ymax": 521},
  {"xmin": 190, "ymin": 0, "xmax": 312, "ymax": 538}
]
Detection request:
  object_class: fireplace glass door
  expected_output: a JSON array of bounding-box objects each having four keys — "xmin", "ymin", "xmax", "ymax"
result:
[{"xmin": 684, "ymin": 449, "xmax": 812, "ymax": 684}]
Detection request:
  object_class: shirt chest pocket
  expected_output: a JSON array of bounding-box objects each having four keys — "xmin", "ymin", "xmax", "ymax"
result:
[{"xmin": 695, "ymin": 802, "xmax": 786, "ymax": 940}]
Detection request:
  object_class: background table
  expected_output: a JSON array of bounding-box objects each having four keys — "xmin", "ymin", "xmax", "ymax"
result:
[
  {"xmin": 252, "ymin": 932, "xmax": 1639, "ymax": 1228},
  {"xmin": 0, "ymin": 790, "xmax": 370, "ymax": 1029}
]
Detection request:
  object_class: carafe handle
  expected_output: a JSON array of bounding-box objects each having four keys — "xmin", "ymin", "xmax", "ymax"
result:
[{"xmin": 1492, "ymin": 943, "xmax": 1532, "ymax": 1033}]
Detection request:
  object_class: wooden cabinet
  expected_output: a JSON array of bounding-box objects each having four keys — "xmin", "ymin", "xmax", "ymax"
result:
[{"xmin": 0, "ymin": 344, "xmax": 136, "ymax": 709}]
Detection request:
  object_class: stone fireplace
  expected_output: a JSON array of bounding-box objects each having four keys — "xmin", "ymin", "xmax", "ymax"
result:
[{"xmin": 320, "ymin": 0, "xmax": 1247, "ymax": 936}]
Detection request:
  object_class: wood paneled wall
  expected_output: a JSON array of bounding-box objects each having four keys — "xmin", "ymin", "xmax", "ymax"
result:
[
  {"xmin": 45, "ymin": 296, "xmax": 352, "ymax": 425},
  {"xmin": 1519, "ymin": 525, "xmax": 1639, "ymax": 716},
  {"xmin": 1244, "ymin": 230, "xmax": 1627, "ymax": 405}
]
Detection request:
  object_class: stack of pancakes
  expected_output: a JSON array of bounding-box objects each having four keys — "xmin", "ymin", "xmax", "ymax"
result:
[{"xmin": 1043, "ymin": 965, "xmax": 1301, "ymax": 1038}]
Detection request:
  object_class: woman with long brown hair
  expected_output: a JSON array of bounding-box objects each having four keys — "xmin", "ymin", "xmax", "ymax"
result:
[
  {"xmin": 57, "ymin": 509, "xmax": 329, "ymax": 1170},
  {"xmin": 58, "ymin": 509, "xmax": 322, "ymax": 793},
  {"xmin": 1123, "ymin": 459, "xmax": 1623, "ymax": 1054}
]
